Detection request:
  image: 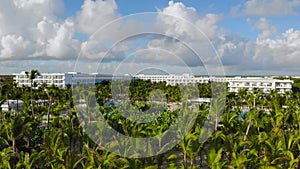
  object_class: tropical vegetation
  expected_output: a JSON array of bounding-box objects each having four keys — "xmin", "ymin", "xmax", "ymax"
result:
[{"xmin": 0, "ymin": 71, "xmax": 300, "ymax": 168}]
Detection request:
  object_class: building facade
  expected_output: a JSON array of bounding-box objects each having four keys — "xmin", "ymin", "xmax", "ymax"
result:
[
  {"xmin": 0, "ymin": 100, "xmax": 24, "ymax": 113},
  {"xmin": 134, "ymin": 74, "xmax": 210, "ymax": 86},
  {"xmin": 134, "ymin": 74, "xmax": 293, "ymax": 94},
  {"xmin": 13, "ymin": 71, "xmax": 68, "ymax": 88},
  {"xmin": 226, "ymin": 77, "xmax": 293, "ymax": 94},
  {"xmin": 13, "ymin": 71, "xmax": 293, "ymax": 93},
  {"xmin": 13, "ymin": 71, "xmax": 131, "ymax": 88}
]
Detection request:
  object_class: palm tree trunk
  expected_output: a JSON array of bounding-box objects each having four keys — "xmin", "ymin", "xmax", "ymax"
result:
[
  {"xmin": 215, "ymin": 118, "xmax": 218, "ymax": 131},
  {"xmin": 47, "ymin": 101, "xmax": 51, "ymax": 129},
  {"xmin": 16, "ymin": 99, "xmax": 18, "ymax": 113},
  {"xmin": 183, "ymin": 151, "xmax": 187, "ymax": 168},
  {"xmin": 30, "ymin": 83, "xmax": 34, "ymax": 117},
  {"xmin": 244, "ymin": 118, "xmax": 252, "ymax": 141},
  {"xmin": 12, "ymin": 138, "xmax": 16, "ymax": 153}
]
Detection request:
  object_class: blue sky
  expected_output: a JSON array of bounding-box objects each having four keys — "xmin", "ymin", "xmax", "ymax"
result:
[{"xmin": 0, "ymin": 0, "xmax": 300, "ymax": 75}]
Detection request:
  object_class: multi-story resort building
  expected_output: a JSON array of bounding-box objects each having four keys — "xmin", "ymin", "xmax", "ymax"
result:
[
  {"xmin": 226, "ymin": 77, "xmax": 293, "ymax": 94},
  {"xmin": 13, "ymin": 71, "xmax": 131, "ymax": 88},
  {"xmin": 13, "ymin": 71, "xmax": 74, "ymax": 88},
  {"xmin": 13, "ymin": 72, "xmax": 293, "ymax": 94},
  {"xmin": 134, "ymin": 74, "xmax": 210, "ymax": 86},
  {"xmin": 134, "ymin": 74, "xmax": 293, "ymax": 94}
]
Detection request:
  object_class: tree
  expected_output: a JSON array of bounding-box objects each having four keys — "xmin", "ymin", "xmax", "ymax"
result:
[
  {"xmin": 25, "ymin": 70, "xmax": 41, "ymax": 117},
  {"xmin": 45, "ymin": 86, "xmax": 57, "ymax": 129}
]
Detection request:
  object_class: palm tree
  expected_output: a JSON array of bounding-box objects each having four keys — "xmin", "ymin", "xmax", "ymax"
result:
[
  {"xmin": 25, "ymin": 70, "xmax": 40, "ymax": 116},
  {"xmin": 4, "ymin": 113, "xmax": 26, "ymax": 154},
  {"xmin": 45, "ymin": 86, "xmax": 57, "ymax": 129}
]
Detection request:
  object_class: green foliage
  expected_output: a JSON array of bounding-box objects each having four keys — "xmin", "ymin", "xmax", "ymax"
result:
[{"xmin": 1, "ymin": 75, "xmax": 300, "ymax": 168}]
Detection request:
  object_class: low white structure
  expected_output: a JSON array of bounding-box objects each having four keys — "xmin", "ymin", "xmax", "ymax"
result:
[
  {"xmin": 1, "ymin": 100, "xmax": 24, "ymax": 113},
  {"xmin": 134, "ymin": 74, "xmax": 293, "ymax": 94},
  {"xmin": 188, "ymin": 98, "xmax": 212, "ymax": 103},
  {"xmin": 134, "ymin": 74, "xmax": 210, "ymax": 86}
]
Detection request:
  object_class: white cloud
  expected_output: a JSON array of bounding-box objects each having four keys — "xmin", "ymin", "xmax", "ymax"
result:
[
  {"xmin": 76, "ymin": 1, "xmax": 226, "ymax": 74},
  {"xmin": 0, "ymin": 35, "xmax": 33, "ymax": 59},
  {"xmin": 254, "ymin": 28, "xmax": 300, "ymax": 68},
  {"xmin": 130, "ymin": 1, "xmax": 224, "ymax": 68},
  {"xmin": 76, "ymin": 0, "xmax": 148, "ymax": 63},
  {"xmin": 0, "ymin": 0, "xmax": 299, "ymax": 75},
  {"xmin": 0, "ymin": 0, "xmax": 65, "ymax": 37},
  {"xmin": 220, "ymin": 17, "xmax": 300, "ymax": 73},
  {"xmin": 231, "ymin": 0, "xmax": 300, "ymax": 16},
  {"xmin": 0, "ymin": 0, "xmax": 79, "ymax": 60},
  {"xmin": 255, "ymin": 17, "xmax": 277, "ymax": 41},
  {"xmin": 139, "ymin": 39, "xmax": 202, "ymax": 67},
  {"xmin": 76, "ymin": 0, "xmax": 120, "ymax": 36},
  {"xmin": 249, "ymin": 18, "xmax": 300, "ymax": 70},
  {"xmin": 108, "ymin": 1, "xmax": 258, "ymax": 75},
  {"xmin": 13, "ymin": 0, "xmax": 64, "ymax": 17},
  {"xmin": 155, "ymin": 1, "xmax": 221, "ymax": 41},
  {"xmin": 46, "ymin": 19, "xmax": 80, "ymax": 59},
  {"xmin": 0, "ymin": 59, "xmax": 76, "ymax": 74},
  {"xmin": 0, "ymin": 0, "xmax": 249, "ymax": 74},
  {"xmin": 216, "ymin": 35, "xmax": 254, "ymax": 68}
]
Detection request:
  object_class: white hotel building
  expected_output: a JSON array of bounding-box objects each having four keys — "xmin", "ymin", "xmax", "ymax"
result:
[
  {"xmin": 13, "ymin": 72, "xmax": 293, "ymax": 94},
  {"xmin": 134, "ymin": 74, "xmax": 210, "ymax": 86},
  {"xmin": 13, "ymin": 71, "xmax": 129, "ymax": 88},
  {"xmin": 13, "ymin": 71, "xmax": 75, "ymax": 88},
  {"xmin": 226, "ymin": 77, "xmax": 293, "ymax": 94},
  {"xmin": 134, "ymin": 74, "xmax": 293, "ymax": 94}
]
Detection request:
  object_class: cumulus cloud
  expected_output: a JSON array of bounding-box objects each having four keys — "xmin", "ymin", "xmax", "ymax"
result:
[
  {"xmin": 137, "ymin": 38, "xmax": 202, "ymax": 67},
  {"xmin": 1, "ymin": 0, "xmax": 299, "ymax": 75},
  {"xmin": 155, "ymin": 1, "xmax": 221, "ymax": 41},
  {"xmin": 217, "ymin": 35, "xmax": 254, "ymax": 67},
  {"xmin": 131, "ymin": 1, "xmax": 224, "ymax": 68},
  {"xmin": 0, "ymin": 0, "xmax": 65, "ymax": 38},
  {"xmin": 0, "ymin": 0, "xmax": 79, "ymax": 61},
  {"xmin": 0, "ymin": 35, "xmax": 33, "ymax": 59},
  {"xmin": 254, "ymin": 17, "xmax": 277, "ymax": 41},
  {"xmin": 231, "ymin": 0, "xmax": 300, "ymax": 16},
  {"xmin": 0, "ymin": 0, "xmax": 248, "ymax": 74},
  {"xmin": 100, "ymin": 1, "xmax": 258, "ymax": 75},
  {"xmin": 75, "ymin": 0, "xmax": 227, "ymax": 75},
  {"xmin": 254, "ymin": 28, "xmax": 300, "ymax": 68},
  {"xmin": 142, "ymin": 1, "xmax": 259, "ymax": 75},
  {"xmin": 246, "ymin": 17, "xmax": 300, "ymax": 70},
  {"xmin": 76, "ymin": 0, "xmax": 148, "ymax": 62},
  {"xmin": 46, "ymin": 19, "xmax": 80, "ymax": 59},
  {"xmin": 76, "ymin": 0, "xmax": 120, "ymax": 36}
]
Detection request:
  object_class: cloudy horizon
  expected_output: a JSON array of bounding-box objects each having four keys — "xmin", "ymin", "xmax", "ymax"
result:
[{"xmin": 0, "ymin": 0, "xmax": 300, "ymax": 76}]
